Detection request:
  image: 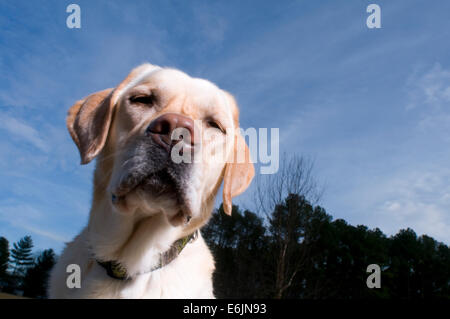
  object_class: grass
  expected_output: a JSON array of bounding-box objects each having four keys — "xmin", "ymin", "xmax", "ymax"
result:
[{"xmin": 0, "ymin": 292, "xmax": 27, "ymax": 299}]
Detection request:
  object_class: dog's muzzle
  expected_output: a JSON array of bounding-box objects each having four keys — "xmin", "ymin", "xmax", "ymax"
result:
[{"xmin": 110, "ymin": 114, "xmax": 198, "ymax": 225}]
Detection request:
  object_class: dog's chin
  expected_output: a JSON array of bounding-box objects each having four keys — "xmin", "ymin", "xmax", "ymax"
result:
[{"xmin": 112, "ymin": 168, "xmax": 193, "ymax": 226}]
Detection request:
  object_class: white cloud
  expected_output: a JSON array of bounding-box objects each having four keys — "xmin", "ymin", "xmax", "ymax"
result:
[
  {"xmin": 405, "ymin": 63, "xmax": 450, "ymax": 142},
  {"xmin": 0, "ymin": 113, "xmax": 49, "ymax": 152},
  {"xmin": 193, "ymin": 4, "xmax": 228, "ymax": 45},
  {"xmin": 346, "ymin": 165, "xmax": 450, "ymax": 244},
  {"xmin": 406, "ymin": 63, "xmax": 450, "ymax": 110},
  {"xmin": 0, "ymin": 203, "xmax": 43, "ymax": 221},
  {"xmin": 19, "ymin": 224, "xmax": 69, "ymax": 243},
  {"xmin": 319, "ymin": 64, "xmax": 450, "ymax": 244},
  {"xmin": 0, "ymin": 202, "xmax": 73, "ymax": 245},
  {"xmin": 377, "ymin": 200, "xmax": 448, "ymax": 243}
]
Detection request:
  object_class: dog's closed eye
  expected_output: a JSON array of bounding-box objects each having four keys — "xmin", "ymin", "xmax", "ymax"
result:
[
  {"xmin": 130, "ymin": 95, "xmax": 156, "ymax": 106},
  {"xmin": 206, "ymin": 118, "xmax": 225, "ymax": 133}
]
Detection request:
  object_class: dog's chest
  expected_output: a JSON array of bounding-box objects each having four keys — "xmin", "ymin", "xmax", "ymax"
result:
[
  {"xmin": 84, "ymin": 239, "xmax": 215, "ymax": 299},
  {"xmin": 92, "ymin": 263, "xmax": 213, "ymax": 298}
]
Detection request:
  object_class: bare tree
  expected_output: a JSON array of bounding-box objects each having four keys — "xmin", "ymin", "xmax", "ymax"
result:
[
  {"xmin": 254, "ymin": 153, "xmax": 324, "ymax": 298},
  {"xmin": 255, "ymin": 153, "xmax": 322, "ymax": 213}
]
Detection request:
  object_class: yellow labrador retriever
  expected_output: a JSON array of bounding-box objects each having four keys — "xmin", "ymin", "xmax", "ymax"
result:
[{"xmin": 48, "ymin": 63, "xmax": 254, "ymax": 298}]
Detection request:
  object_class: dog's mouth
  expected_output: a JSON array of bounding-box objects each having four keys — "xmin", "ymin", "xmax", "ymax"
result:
[
  {"xmin": 111, "ymin": 156, "xmax": 193, "ymax": 224},
  {"xmin": 114, "ymin": 168, "xmax": 177, "ymax": 198},
  {"xmin": 109, "ymin": 136, "xmax": 195, "ymax": 224}
]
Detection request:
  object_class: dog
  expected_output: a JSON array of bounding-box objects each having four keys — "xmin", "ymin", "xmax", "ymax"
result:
[{"xmin": 48, "ymin": 63, "xmax": 254, "ymax": 298}]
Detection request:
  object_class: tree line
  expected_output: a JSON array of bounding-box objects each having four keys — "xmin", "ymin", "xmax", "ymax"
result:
[
  {"xmin": 0, "ymin": 236, "xmax": 56, "ymax": 298},
  {"xmin": 0, "ymin": 155, "xmax": 448, "ymax": 298},
  {"xmin": 1, "ymin": 200, "xmax": 449, "ymax": 299},
  {"xmin": 202, "ymin": 198, "xmax": 450, "ymax": 299},
  {"xmin": 201, "ymin": 155, "xmax": 450, "ymax": 299}
]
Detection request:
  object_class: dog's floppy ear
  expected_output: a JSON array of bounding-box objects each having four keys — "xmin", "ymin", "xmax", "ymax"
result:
[
  {"xmin": 67, "ymin": 63, "xmax": 161, "ymax": 164},
  {"xmin": 67, "ymin": 89, "xmax": 114, "ymax": 164},
  {"xmin": 66, "ymin": 89, "xmax": 113, "ymax": 164},
  {"xmin": 222, "ymin": 132, "xmax": 255, "ymax": 215}
]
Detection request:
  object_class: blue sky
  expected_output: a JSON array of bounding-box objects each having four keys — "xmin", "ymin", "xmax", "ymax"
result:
[{"xmin": 1, "ymin": 0, "xmax": 450, "ymax": 253}]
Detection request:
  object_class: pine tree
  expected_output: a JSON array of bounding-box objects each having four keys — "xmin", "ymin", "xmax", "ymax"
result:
[
  {"xmin": 0, "ymin": 237, "xmax": 10, "ymax": 280},
  {"xmin": 10, "ymin": 236, "xmax": 34, "ymax": 277},
  {"xmin": 23, "ymin": 249, "xmax": 56, "ymax": 298}
]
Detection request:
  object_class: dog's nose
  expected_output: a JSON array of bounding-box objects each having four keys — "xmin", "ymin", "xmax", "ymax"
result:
[{"xmin": 146, "ymin": 113, "xmax": 195, "ymax": 151}]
